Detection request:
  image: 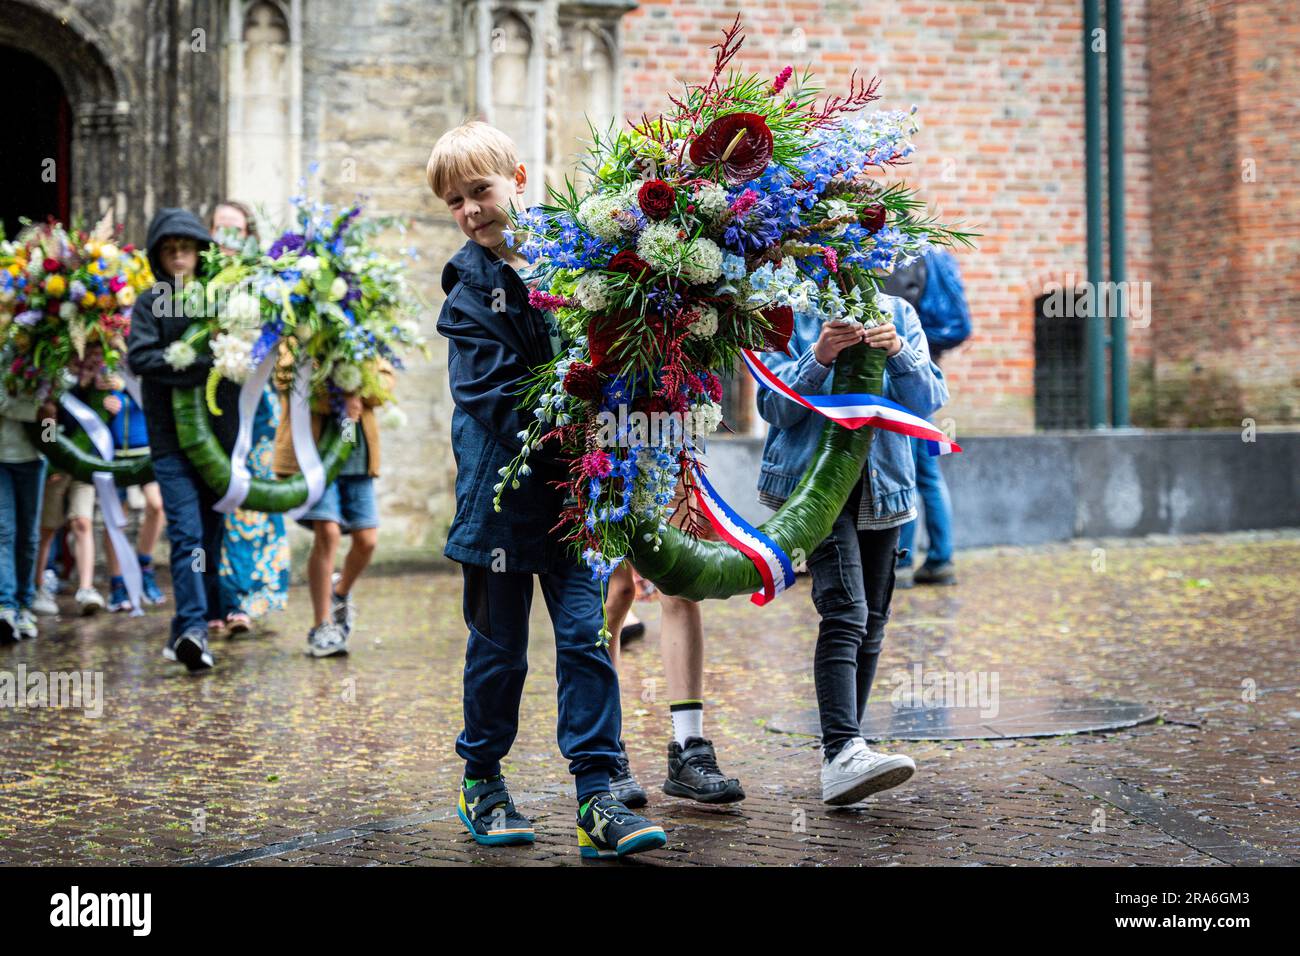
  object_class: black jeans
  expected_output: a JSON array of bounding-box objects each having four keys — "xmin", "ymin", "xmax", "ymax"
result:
[{"xmin": 805, "ymin": 483, "xmax": 902, "ymax": 760}]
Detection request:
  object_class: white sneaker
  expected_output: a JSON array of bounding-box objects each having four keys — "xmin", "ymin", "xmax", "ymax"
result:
[
  {"xmin": 821, "ymin": 737, "xmax": 916, "ymax": 805},
  {"xmin": 75, "ymin": 588, "xmax": 105, "ymax": 616},
  {"xmin": 16, "ymin": 609, "xmax": 38, "ymax": 640},
  {"xmin": 306, "ymin": 621, "xmax": 349, "ymax": 658},
  {"xmin": 30, "ymin": 588, "xmax": 59, "ymax": 616},
  {"xmin": 43, "ymin": 569, "xmax": 61, "ymax": 595}
]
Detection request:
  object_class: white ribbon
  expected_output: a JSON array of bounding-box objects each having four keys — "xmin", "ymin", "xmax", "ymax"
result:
[
  {"xmin": 284, "ymin": 356, "xmax": 328, "ymax": 522},
  {"xmin": 59, "ymin": 393, "xmax": 144, "ymax": 616},
  {"xmin": 117, "ymin": 366, "xmax": 144, "ymax": 410},
  {"xmin": 213, "ymin": 346, "xmax": 280, "ymax": 514}
]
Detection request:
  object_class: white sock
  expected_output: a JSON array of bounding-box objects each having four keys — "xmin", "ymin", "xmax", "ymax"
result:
[{"xmin": 670, "ymin": 701, "xmax": 703, "ymax": 745}]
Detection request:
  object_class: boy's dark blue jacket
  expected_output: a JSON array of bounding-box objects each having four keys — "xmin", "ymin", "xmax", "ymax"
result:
[{"xmin": 437, "ymin": 239, "xmax": 572, "ymax": 574}]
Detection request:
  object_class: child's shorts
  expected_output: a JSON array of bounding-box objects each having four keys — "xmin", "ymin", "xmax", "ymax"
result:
[
  {"xmin": 295, "ymin": 475, "xmax": 378, "ymax": 535},
  {"xmin": 41, "ymin": 475, "xmax": 96, "ymax": 530}
]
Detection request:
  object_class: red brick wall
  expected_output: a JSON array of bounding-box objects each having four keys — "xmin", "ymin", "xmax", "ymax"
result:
[{"xmin": 618, "ymin": 1, "xmax": 1155, "ymax": 434}]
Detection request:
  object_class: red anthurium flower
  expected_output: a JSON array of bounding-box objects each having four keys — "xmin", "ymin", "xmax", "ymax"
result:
[
  {"xmin": 637, "ymin": 179, "xmax": 676, "ymax": 221},
  {"xmin": 689, "ymin": 112, "xmax": 774, "ymax": 185},
  {"xmin": 759, "ymin": 305, "xmax": 794, "ymax": 353}
]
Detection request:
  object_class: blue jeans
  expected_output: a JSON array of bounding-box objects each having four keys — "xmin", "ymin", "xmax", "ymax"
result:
[
  {"xmin": 152, "ymin": 453, "xmax": 226, "ymax": 639},
  {"xmin": 455, "ymin": 559, "xmax": 622, "ymax": 800},
  {"xmin": 295, "ymin": 476, "xmax": 378, "ymax": 534},
  {"xmin": 897, "ymin": 436, "xmax": 954, "ymax": 568},
  {"xmin": 0, "ymin": 459, "xmax": 46, "ymax": 610}
]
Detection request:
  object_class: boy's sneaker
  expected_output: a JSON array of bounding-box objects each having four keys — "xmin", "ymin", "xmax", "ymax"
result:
[
  {"xmin": 172, "ymin": 628, "xmax": 215, "ymax": 672},
  {"xmin": 821, "ymin": 737, "xmax": 915, "ymax": 806},
  {"xmin": 456, "ymin": 775, "xmax": 535, "ymax": 846},
  {"xmin": 610, "ymin": 746, "xmax": 648, "ymax": 809},
  {"xmin": 306, "ymin": 622, "xmax": 348, "ymax": 658},
  {"xmin": 576, "ymin": 792, "xmax": 667, "ymax": 859},
  {"xmin": 913, "ymin": 562, "xmax": 957, "ymax": 586},
  {"xmin": 331, "ymin": 590, "xmax": 356, "ymax": 634},
  {"xmin": 140, "ymin": 565, "xmax": 165, "ymax": 605},
  {"xmin": 0, "ymin": 608, "xmax": 18, "ymax": 645},
  {"xmin": 16, "ymin": 609, "xmax": 38, "ymax": 641},
  {"xmin": 30, "ymin": 587, "xmax": 59, "ymax": 616},
  {"xmin": 76, "ymin": 588, "xmax": 105, "ymax": 616},
  {"xmin": 43, "ymin": 569, "xmax": 61, "ymax": 595},
  {"xmin": 663, "ymin": 737, "xmax": 746, "ymax": 804},
  {"xmin": 107, "ymin": 577, "xmax": 131, "ymax": 613}
]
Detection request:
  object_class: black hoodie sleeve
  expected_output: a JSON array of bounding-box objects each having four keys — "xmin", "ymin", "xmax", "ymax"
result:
[
  {"xmin": 126, "ymin": 292, "xmax": 212, "ymax": 387},
  {"xmin": 436, "ymin": 287, "xmax": 566, "ymax": 467}
]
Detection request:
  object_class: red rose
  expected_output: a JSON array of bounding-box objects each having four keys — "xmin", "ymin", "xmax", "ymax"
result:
[
  {"xmin": 688, "ymin": 113, "xmax": 774, "ymax": 185},
  {"xmin": 605, "ymin": 249, "xmax": 652, "ymax": 281},
  {"xmin": 862, "ymin": 204, "xmax": 887, "ymax": 234},
  {"xmin": 759, "ymin": 305, "xmax": 794, "ymax": 353},
  {"xmin": 587, "ymin": 312, "xmax": 631, "ymax": 371},
  {"xmin": 43, "ymin": 258, "xmax": 61, "ymax": 273},
  {"xmin": 637, "ymin": 179, "xmax": 676, "ymax": 221},
  {"xmin": 562, "ymin": 361, "xmax": 603, "ymax": 402}
]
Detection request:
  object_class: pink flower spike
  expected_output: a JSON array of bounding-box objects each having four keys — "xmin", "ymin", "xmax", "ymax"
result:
[
  {"xmin": 528, "ymin": 289, "xmax": 571, "ymax": 310},
  {"xmin": 580, "ymin": 450, "xmax": 613, "ymax": 478},
  {"xmin": 772, "ymin": 65, "xmax": 793, "ymax": 94},
  {"xmin": 823, "ymin": 247, "xmax": 839, "ymax": 272}
]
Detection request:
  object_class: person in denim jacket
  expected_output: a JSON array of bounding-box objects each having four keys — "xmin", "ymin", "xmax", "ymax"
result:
[{"xmin": 756, "ymin": 293, "xmax": 948, "ymax": 806}]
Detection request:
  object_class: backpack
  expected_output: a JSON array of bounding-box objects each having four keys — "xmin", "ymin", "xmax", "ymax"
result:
[{"xmin": 914, "ymin": 248, "xmax": 971, "ymax": 356}]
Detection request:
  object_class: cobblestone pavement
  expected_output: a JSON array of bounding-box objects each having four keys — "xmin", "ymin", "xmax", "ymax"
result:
[{"xmin": 1, "ymin": 531, "xmax": 1296, "ymax": 866}]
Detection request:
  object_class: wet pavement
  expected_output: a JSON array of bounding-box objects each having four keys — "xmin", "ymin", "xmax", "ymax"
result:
[{"xmin": 1, "ymin": 530, "xmax": 1296, "ymax": 866}]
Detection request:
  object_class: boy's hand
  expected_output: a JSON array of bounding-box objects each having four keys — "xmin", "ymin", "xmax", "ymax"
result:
[
  {"xmin": 864, "ymin": 321, "xmax": 903, "ymax": 357},
  {"xmin": 102, "ymin": 394, "xmax": 123, "ymax": 416},
  {"xmin": 814, "ymin": 321, "xmax": 867, "ymax": 366},
  {"xmin": 343, "ymin": 394, "xmax": 363, "ymax": 421}
]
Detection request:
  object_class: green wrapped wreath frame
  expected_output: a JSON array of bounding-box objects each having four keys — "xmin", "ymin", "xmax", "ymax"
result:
[
  {"xmin": 627, "ymin": 342, "xmax": 883, "ymax": 601},
  {"xmin": 25, "ymin": 418, "xmax": 156, "ymax": 487},
  {"xmin": 172, "ymin": 323, "xmax": 355, "ymax": 513}
]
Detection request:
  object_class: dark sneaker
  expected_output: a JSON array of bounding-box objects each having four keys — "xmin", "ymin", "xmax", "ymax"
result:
[
  {"xmin": 107, "ymin": 576, "xmax": 131, "ymax": 613},
  {"xmin": 0, "ymin": 608, "xmax": 18, "ymax": 645},
  {"xmin": 576, "ymin": 792, "xmax": 666, "ymax": 860},
  {"xmin": 456, "ymin": 775, "xmax": 535, "ymax": 846},
  {"xmin": 610, "ymin": 748, "xmax": 648, "ymax": 809},
  {"xmin": 914, "ymin": 562, "xmax": 957, "ymax": 586},
  {"xmin": 663, "ymin": 737, "xmax": 746, "ymax": 804},
  {"xmin": 141, "ymin": 565, "xmax": 166, "ymax": 605},
  {"xmin": 620, "ymin": 620, "xmax": 645, "ymax": 643},
  {"xmin": 173, "ymin": 628, "xmax": 214, "ymax": 672}
]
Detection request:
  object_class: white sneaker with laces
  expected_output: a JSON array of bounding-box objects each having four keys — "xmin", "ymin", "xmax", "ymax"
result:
[
  {"xmin": 821, "ymin": 736, "xmax": 916, "ymax": 805},
  {"xmin": 306, "ymin": 621, "xmax": 349, "ymax": 658},
  {"xmin": 16, "ymin": 609, "xmax": 38, "ymax": 640},
  {"xmin": 30, "ymin": 588, "xmax": 59, "ymax": 616},
  {"xmin": 75, "ymin": 588, "xmax": 105, "ymax": 616}
]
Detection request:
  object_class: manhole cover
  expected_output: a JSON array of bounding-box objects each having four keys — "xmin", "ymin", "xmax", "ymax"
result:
[{"xmin": 766, "ymin": 697, "xmax": 1159, "ymax": 741}]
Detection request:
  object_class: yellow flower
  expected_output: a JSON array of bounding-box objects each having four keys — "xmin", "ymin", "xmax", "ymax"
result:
[
  {"xmin": 115, "ymin": 286, "xmax": 136, "ymax": 307},
  {"xmin": 44, "ymin": 275, "xmax": 66, "ymax": 297},
  {"xmin": 81, "ymin": 291, "xmax": 97, "ymax": 308},
  {"xmin": 7, "ymin": 264, "xmax": 22, "ymax": 278}
]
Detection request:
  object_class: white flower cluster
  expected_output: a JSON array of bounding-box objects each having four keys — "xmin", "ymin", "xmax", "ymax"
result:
[
  {"xmin": 578, "ymin": 189, "xmax": 638, "ymax": 243},
  {"xmin": 635, "ymin": 221, "xmax": 683, "ymax": 271},
  {"xmin": 211, "ymin": 333, "xmax": 254, "ymax": 384},
  {"xmin": 573, "ymin": 272, "xmax": 611, "ymax": 311},
  {"xmin": 694, "ymin": 182, "xmax": 730, "ymax": 225},
  {"xmin": 680, "ymin": 237, "xmax": 724, "ymax": 285},
  {"xmin": 820, "ymin": 198, "xmax": 854, "ymax": 238},
  {"xmin": 163, "ymin": 340, "xmax": 196, "ymax": 371},
  {"xmin": 220, "ymin": 290, "xmax": 262, "ymax": 336},
  {"xmin": 685, "ymin": 304, "xmax": 720, "ymax": 339},
  {"xmin": 687, "ymin": 401, "xmax": 724, "ymax": 440},
  {"xmin": 332, "ymin": 361, "xmax": 363, "ymax": 393}
]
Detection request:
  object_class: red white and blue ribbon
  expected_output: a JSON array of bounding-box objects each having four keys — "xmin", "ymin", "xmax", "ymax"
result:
[
  {"xmin": 689, "ymin": 458, "xmax": 795, "ymax": 607},
  {"xmin": 740, "ymin": 349, "xmax": 962, "ymax": 456}
]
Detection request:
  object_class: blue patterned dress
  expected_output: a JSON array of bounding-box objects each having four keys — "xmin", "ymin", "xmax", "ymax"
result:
[{"xmin": 219, "ymin": 385, "xmax": 290, "ymax": 618}]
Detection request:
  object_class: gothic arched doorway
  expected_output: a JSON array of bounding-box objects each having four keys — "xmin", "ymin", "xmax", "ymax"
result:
[{"xmin": 0, "ymin": 46, "xmax": 71, "ymax": 237}]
